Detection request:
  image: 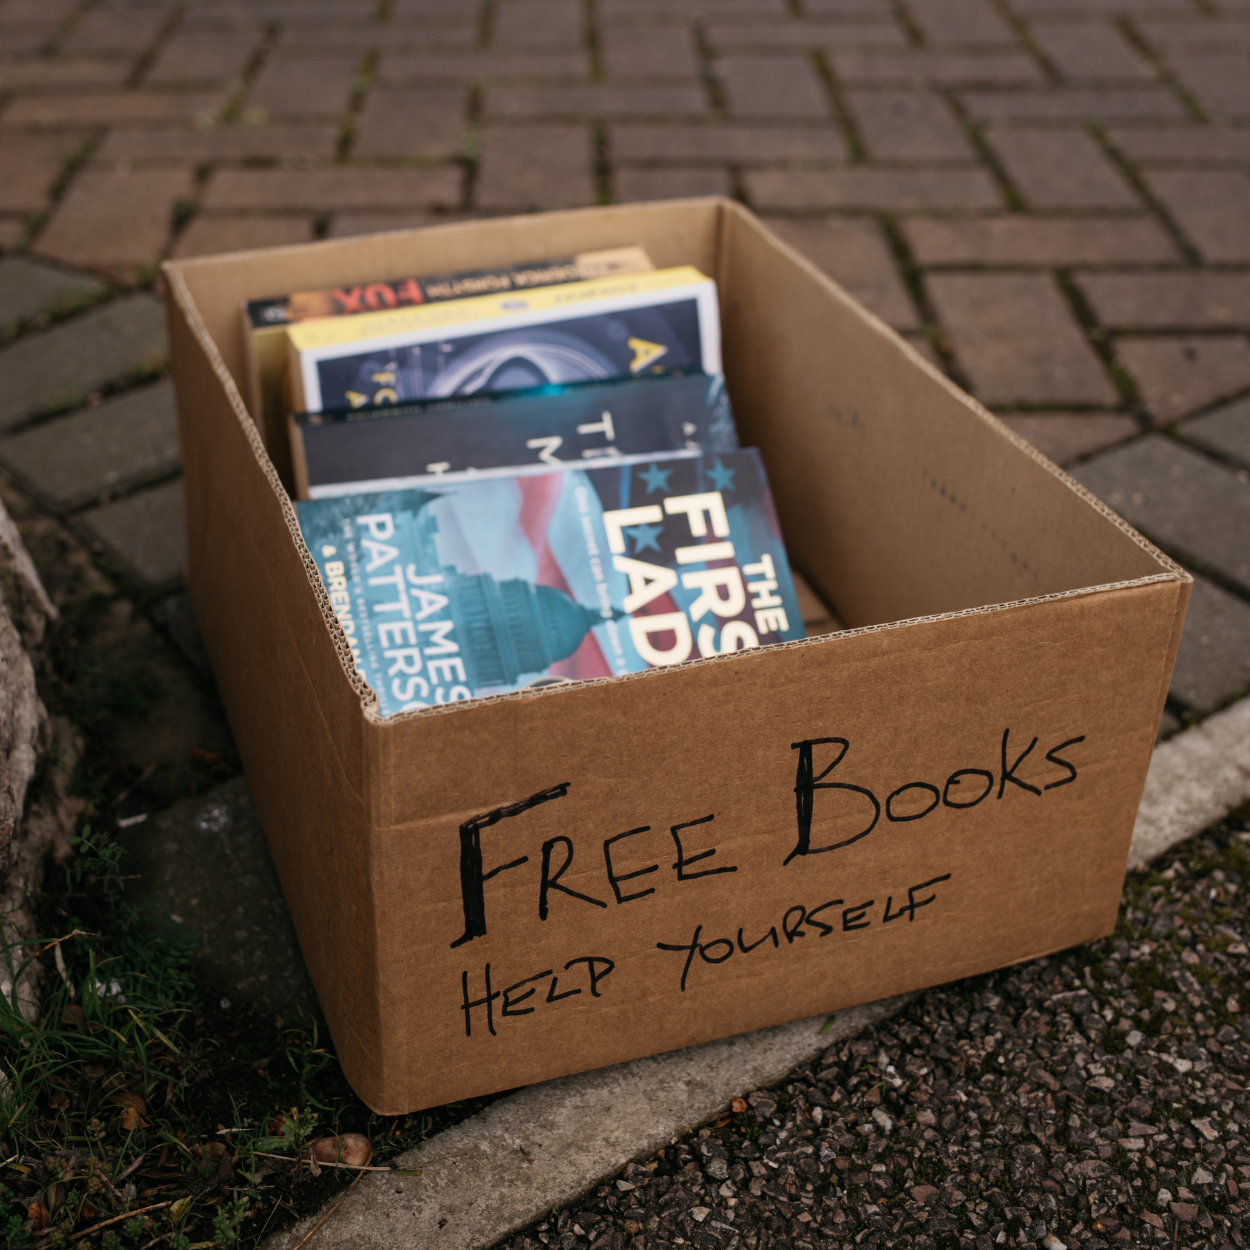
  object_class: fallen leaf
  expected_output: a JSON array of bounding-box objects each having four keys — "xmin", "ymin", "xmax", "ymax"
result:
[
  {"xmin": 26, "ymin": 1202, "xmax": 48, "ymax": 1231},
  {"xmin": 121, "ymin": 1105, "xmax": 139, "ymax": 1132},
  {"xmin": 731, "ymin": 1098, "xmax": 747, "ymax": 1114},
  {"xmin": 110, "ymin": 1091, "xmax": 148, "ymax": 1116},
  {"xmin": 62, "ymin": 1005, "xmax": 86, "ymax": 1029},
  {"xmin": 170, "ymin": 1196, "xmax": 194, "ymax": 1225},
  {"xmin": 307, "ymin": 1133, "xmax": 373, "ymax": 1168}
]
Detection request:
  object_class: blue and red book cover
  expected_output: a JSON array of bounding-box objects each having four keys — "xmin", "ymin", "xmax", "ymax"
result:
[{"xmin": 296, "ymin": 448, "xmax": 806, "ymax": 715}]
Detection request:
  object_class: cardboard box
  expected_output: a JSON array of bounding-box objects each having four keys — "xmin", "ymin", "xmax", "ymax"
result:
[{"xmin": 163, "ymin": 199, "xmax": 1189, "ymax": 1115}]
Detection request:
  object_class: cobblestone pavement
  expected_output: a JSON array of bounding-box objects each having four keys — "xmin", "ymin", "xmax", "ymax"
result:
[{"xmin": 1, "ymin": 0, "xmax": 1249, "ymax": 1247}]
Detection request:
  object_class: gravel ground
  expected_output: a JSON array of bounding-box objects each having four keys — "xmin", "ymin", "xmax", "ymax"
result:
[{"xmin": 499, "ymin": 802, "xmax": 1250, "ymax": 1250}]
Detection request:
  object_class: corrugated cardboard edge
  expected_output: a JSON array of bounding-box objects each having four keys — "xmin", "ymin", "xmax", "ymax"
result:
[
  {"xmin": 164, "ymin": 202, "xmax": 1190, "ymax": 738},
  {"xmin": 163, "ymin": 263, "xmax": 381, "ymax": 717}
]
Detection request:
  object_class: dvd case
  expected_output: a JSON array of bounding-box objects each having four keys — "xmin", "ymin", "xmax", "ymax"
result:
[
  {"xmin": 289, "ymin": 373, "xmax": 739, "ymax": 499},
  {"xmin": 285, "ymin": 266, "xmax": 722, "ymax": 412},
  {"xmin": 296, "ymin": 448, "xmax": 805, "ymax": 715}
]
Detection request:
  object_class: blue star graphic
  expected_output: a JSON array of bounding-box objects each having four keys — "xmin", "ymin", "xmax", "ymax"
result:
[
  {"xmin": 638, "ymin": 462, "xmax": 673, "ymax": 494},
  {"xmin": 707, "ymin": 458, "xmax": 736, "ymax": 493},
  {"xmin": 624, "ymin": 521, "xmax": 664, "ymax": 554}
]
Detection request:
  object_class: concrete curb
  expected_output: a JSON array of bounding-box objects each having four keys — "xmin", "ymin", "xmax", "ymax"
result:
[
  {"xmin": 1127, "ymin": 697, "xmax": 1250, "ymax": 870},
  {"xmin": 265, "ymin": 699, "xmax": 1249, "ymax": 1250}
]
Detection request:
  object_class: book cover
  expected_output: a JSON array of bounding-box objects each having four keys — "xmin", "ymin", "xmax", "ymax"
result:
[
  {"xmin": 285, "ymin": 266, "xmax": 721, "ymax": 412},
  {"xmin": 291, "ymin": 373, "xmax": 739, "ymax": 499},
  {"xmin": 296, "ymin": 448, "xmax": 805, "ymax": 715},
  {"xmin": 244, "ymin": 246, "xmax": 653, "ymax": 329}
]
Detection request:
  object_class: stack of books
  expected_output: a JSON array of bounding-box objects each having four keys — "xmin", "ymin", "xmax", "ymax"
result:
[{"xmin": 244, "ymin": 246, "xmax": 809, "ymax": 715}]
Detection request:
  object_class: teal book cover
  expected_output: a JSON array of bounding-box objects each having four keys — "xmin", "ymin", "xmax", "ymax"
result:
[{"xmin": 296, "ymin": 448, "xmax": 806, "ymax": 715}]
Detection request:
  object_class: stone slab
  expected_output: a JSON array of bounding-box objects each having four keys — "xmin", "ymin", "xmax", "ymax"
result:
[
  {"xmin": 998, "ymin": 413, "xmax": 1138, "ymax": 466},
  {"xmin": 119, "ymin": 775, "xmax": 319, "ymax": 1019},
  {"xmin": 0, "ymin": 380, "xmax": 180, "ymax": 510},
  {"xmin": 0, "ymin": 295, "xmax": 167, "ymax": 428},
  {"xmin": 0, "ymin": 257, "xmax": 102, "ymax": 334},
  {"xmin": 1116, "ymin": 334, "xmax": 1250, "ymax": 425},
  {"xmin": 1168, "ymin": 574, "xmax": 1250, "ymax": 714},
  {"xmin": 1182, "ymin": 394, "xmax": 1250, "ymax": 469},
  {"xmin": 1073, "ymin": 434, "xmax": 1250, "ymax": 592},
  {"xmin": 78, "ymin": 476, "xmax": 186, "ymax": 586}
]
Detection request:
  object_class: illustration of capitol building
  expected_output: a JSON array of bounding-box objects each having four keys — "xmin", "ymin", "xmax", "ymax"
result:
[{"xmin": 408, "ymin": 497, "xmax": 613, "ymax": 691}]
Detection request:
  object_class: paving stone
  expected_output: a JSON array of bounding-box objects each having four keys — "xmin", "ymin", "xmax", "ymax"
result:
[
  {"xmin": 987, "ymin": 126, "xmax": 1140, "ymax": 208},
  {"xmin": 328, "ymin": 210, "xmax": 447, "ymax": 238},
  {"xmin": 0, "ymin": 257, "xmax": 102, "ymax": 333},
  {"xmin": 831, "ymin": 50, "xmax": 1044, "ymax": 86},
  {"xmin": 745, "ymin": 165, "xmax": 1001, "ymax": 210},
  {"xmin": 35, "ymin": 166, "xmax": 191, "ymax": 276},
  {"xmin": 1077, "ymin": 271, "xmax": 1250, "ymax": 328},
  {"xmin": 145, "ymin": 32, "xmax": 258, "ymax": 85},
  {"xmin": 927, "ymin": 272, "xmax": 1117, "ymax": 405},
  {"xmin": 352, "ymin": 86, "xmax": 466, "ymax": 158},
  {"xmin": 600, "ymin": 0, "xmax": 788, "ymax": 16},
  {"xmin": 1145, "ymin": 168, "xmax": 1250, "ymax": 263},
  {"xmin": 0, "ymin": 380, "xmax": 179, "ymax": 509},
  {"xmin": 172, "ymin": 214, "xmax": 316, "ymax": 259},
  {"xmin": 999, "ymin": 412, "xmax": 1139, "ymax": 465},
  {"xmin": 901, "ymin": 213, "xmax": 1178, "ymax": 265},
  {"xmin": 0, "ymin": 295, "xmax": 166, "ymax": 428},
  {"xmin": 59, "ymin": 7, "xmax": 167, "ymax": 55},
  {"xmin": 1007, "ymin": 0, "xmax": 1196, "ymax": 11},
  {"xmin": 1116, "ymin": 334, "xmax": 1250, "ymax": 424},
  {"xmin": 1167, "ymin": 573, "xmax": 1250, "ymax": 713},
  {"xmin": 202, "ymin": 166, "xmax": 462, "ymax": 211},
  {"xmin": 1104, "ymin": 124, "xmax": 1250, "ymax": 163},
  {"xmin": 1164, "ymin": 53, "xmax": 1250, "ymax": 119},
  {"xmin": 119, "ymin": 775, "xmax": 319, "ymax": 1019},
  {"xmin": 717, "ymin": 56, "xmax": 833, "ymax": 118},
  {"xmin": 905, "ymin": 0, "xmax": 1017, "ymax": 45},
  {"xmin": 613, "ymin": 166, "xmax": 732, "ymax": 201},
  {"xmin": 1, "ymin": 91, "xmax": 227, "ymax": 128},
  {"xmin": 78, "ymin": 476, "xmax": 187, "ymax": 586},
  {"xmin": 611, "ymin": 123, "xmax": 846, "ymax": 162},
  {"xmin": 0, "ymin": 131, "xmax": 89, "ymax": 211},
  {"xmin": 1029, "ymin": 19, "xmax": 1156, "ymax": 81},
  {"xmin": 0, "ymin": 221, "xmax": 25, "ymax": 250},
  {"xmin": 492, "ymin": 0, "xmax": 584, "ymax": 48},
  {"xmin": 709, "ymin": 19, "xmax": 909, "ymax": 49},
  {"xmin": 959, "ymin": 86, "xmax": 1186, "ymax": 120},
  {"xmin": 475, "ymin": 123, "xmax": 595, "ymax": 208},
  {"xmin": 379, "ymin": 51, "xmax": 590, "ymax": 84},
  {"xmin": 247, "ymin": 54, "xmax": 359, "ymax": 119},
  {"xmin": 1135, "ymin": 17, "xmax": 1250, "ymax": 54},
  {"xmin": 762, "ymin": 215, "xmax": 919, "ymax": 330},
  {"xmin": 847, "ymin": 90, "xmax": 976, "ymax": 160},
  {"xmin": 1181, "ymin": 394, "xmax": 1250, "ymax": 468},
  {"xmin": 1072, "ymin": 434, "xmax": 1250, "ymax": 591},
  {"xmin": 485, "ymin": 84, "xmax": 708, "ymax": 117},
  {"xmin": 0, "ymin": 60, "xmax": 133, "ymax": 90},
  {"xmin": 95, "ymin": 124, "xmax": 339, "ymax": 162},
  {"xmin": 152, "ymin": 590, "xmax": 211, "ymax": 677},
  {"xmin": 602, "ymin": 26, "xmax": 701, "ymax": 77}
]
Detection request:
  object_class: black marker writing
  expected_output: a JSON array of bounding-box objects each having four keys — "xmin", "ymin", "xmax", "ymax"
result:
[{"xmin": 451, "ymin": 782, "xmax": 569, "ymax": 949}]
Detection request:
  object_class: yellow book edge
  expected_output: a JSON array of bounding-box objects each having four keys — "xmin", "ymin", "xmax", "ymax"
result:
[{"xmin": 286, "ymin": 265, "xmax": 711, "ymax": 353}]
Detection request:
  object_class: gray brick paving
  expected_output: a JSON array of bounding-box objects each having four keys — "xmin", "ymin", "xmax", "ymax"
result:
[
  {"xmin": 78, "ymin": 476, "xmax": 186, "ymax": 586},
  {"xmin": 0, "ymin": 295, "xmax": 167, "ymax": 429},
  {"xmin": 1168, "ymin": 573, "xmax": 1250, "ymax": 715},
  {"xmin": 1072, "ymin": 434, "xmax": 1250, "ymax": 594},
  {"xmin": 0, "ymin": 257, "xmax": 103, "ymax": 333},
  {"xmin": 0, "ymin": 380, "xmax": 179, "ymax": 510},
  {"xmin": 1181, "ymin": 394, "xmax": 1250, "ymax": 468}
]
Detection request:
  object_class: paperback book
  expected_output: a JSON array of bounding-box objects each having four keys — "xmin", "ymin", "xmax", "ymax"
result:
[
  {"xmin": 240, "ymin": 246, "xmax": 652, "ymax": 474},
  {"xmin": 285, "ymin": 266, "xmax": 721, "ymax": 412},
  {"xmin": 290, "ymin": 373, "xmax": 739, "ymax": 499},
  {"xmin": 297, "ymin": 448, "xmax": 805, "ymax": 715}
]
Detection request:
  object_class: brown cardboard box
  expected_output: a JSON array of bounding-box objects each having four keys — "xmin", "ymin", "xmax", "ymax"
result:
[{"xmin": 162, "ymin": 198, "xmax": 1189, "ymax": 1115}]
